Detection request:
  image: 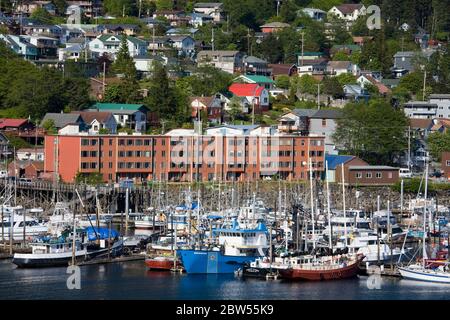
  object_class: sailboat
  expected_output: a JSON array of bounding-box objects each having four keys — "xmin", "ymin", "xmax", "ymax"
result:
[{"xmin": 398, "ymin": 162, "xmax": 450, "ymax": 283}]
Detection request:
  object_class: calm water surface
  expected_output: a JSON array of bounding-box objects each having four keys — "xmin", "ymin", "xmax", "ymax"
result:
[{"xmin": 1, "ymin": 259, "xmax": 450, "ymax": 300}]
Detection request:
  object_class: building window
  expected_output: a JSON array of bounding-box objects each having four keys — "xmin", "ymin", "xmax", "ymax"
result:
[
  {"xmin": 376, "ymin": 172, "xmax": 382, "ymax": 178},
  {"xmin": 81, "ymin": 139, "xmax": 89, "ymax": 146},
  {"xmin": 322, "ymin": 119, "xmax": 326, "ymax": 126},
  {"xmin": 109, "ymin": 162, "xmax": 113, "ymax": 169},
  {"xmin": 446, "ymin": 160, "xmax": 450, "ymax": 166},
  {"xmin": 118, "ymin": 139, "xmax": 125, "ymax": 146},
  {"xmin": 356, "ymin": 172, "xmax": 362, "ymax": 179},
  {"xmin": 366, "ymin": 172, "xmax": 372, "ymax": 178}
]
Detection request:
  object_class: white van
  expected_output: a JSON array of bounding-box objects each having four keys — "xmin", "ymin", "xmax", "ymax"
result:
[{"xmin": 399, "ymin": 168, "xmax": 412, "ymax": 178}]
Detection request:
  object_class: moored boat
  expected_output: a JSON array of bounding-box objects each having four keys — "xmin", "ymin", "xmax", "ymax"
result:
[
  {"xmin": 145, "ymin": 256, "xmax": 180, "ymax": 271},
  {"xmin": 278, "ymin": 254, "xmax": 364, "ymax": 281}
]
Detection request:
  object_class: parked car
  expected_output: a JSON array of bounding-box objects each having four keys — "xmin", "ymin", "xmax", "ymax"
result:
[
  {"xmin": 399, "ymin": 168, "xmax": 412, "ymax": 178},
  {"xmin": 18, "ymin": 178, "xmax": 33, "ymax": 185}
]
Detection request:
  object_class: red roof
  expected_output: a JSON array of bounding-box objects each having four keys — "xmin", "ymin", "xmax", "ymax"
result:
[
  {"xmin": 228, "ymin": 83, "xmax": 264, "ymax": 97},
  {"xmin": 0, "ymin": 118, "xmax": 29, "ymax": 129}
]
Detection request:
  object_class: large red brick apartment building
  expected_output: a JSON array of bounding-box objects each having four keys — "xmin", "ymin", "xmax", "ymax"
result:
[{"xmin": 44, "ymin": 133, "xmax": 325, "ymax": 183}]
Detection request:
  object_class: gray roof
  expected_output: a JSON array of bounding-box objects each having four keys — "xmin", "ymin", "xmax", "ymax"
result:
[
  {"xmin": 194, "ymin": 2, "xmax": 223, "ymax": 8},
  {"xmin": 429, "ymin": 94, "xmax": 450, "ymax": 100},
  {"xmin": 349, "ymin": 166, "xmax": 398, "ymax": 170},
  {"xmin": 42, "ymin": 113, "xmax": 83, "ymax": 129},
  {"xmin": 291, "ymin": 109, "xmax": 318, "ymax": 117},
  {"xmin": 244, "ymin": 55, "xmax": 268, "ymax": 64},
  {"xmin": 404, "ymin": 101, "xmax": 438, "ymax": 107},
  {"xmin": 310, "ymin": 109, "xmax": 343, "ymax": 119}
]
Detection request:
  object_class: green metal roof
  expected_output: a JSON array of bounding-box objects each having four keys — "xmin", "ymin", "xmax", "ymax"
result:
[
  {"xmin": 97, "ymin": 34, "xmax": 147, "ymax": 46},
  {"xmin": 93, "ymin": 103, "xmax": 148, "ymax": 111},
  {"xmin": 239, "ymin": 74, "xmax": 274, "ymax": 84},
  {"xmin": 295, "ymin": 51, "xmax": 324, "ymax": 56}
]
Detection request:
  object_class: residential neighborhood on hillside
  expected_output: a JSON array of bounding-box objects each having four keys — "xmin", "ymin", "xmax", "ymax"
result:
[{"xmin": 0, "ymin": 0, "xmax": 450, "ymax": 302}]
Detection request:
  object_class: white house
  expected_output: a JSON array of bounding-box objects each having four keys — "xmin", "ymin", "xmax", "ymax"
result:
[
  {"xmin": 88, "ymin": 34, "xmax": 147, "ymax": 59},
  {"xmin": 16, "ymin": 148, "xmax": 45, "ymax": 161},
  {"xmin": 197, "ymin": 50, "xmax": 244, "ymax": 74},
  {"xmin": 168, "ymin": 35, "xmax": 195, "ymax": 55},
  {"xmin": 328, "ymin": 4, "xmax": 366, "ymax": 22},
  {"xmin": 193, "ymin": 2, "xmax": 224, "ymax": 22},
  {"xmin": 75, "ymin": 111, "xmax": 118, "ymax": 134},
  {"xmin": 228, "ymin": 83, "xmax": 270, "ymax": 112},
  {"xmin": 327, "ymin": 60, "xmax": 360, "ymax": 76},
  {"xmin": 429, "ymin": 94, "xmax": 450, "ymax": 119}
]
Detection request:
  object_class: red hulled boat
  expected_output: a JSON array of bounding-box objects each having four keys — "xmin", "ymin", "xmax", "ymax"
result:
[
  {"xmin": 279, "ymin": 254, "xmax": 364, "ymax": 281},
  {"xmin": 145, "ymin": 256, "xmax": 180, "ymax": 271}
]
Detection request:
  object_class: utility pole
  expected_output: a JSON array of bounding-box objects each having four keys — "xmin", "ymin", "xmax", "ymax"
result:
[
  {"xmin": 152, "ymin": 25, "xmax": 156, "ymax": 55},
  {"xmin": 102, "ymin": 61, "xmax": 106, "ymax": 96},
  {"xmin": 299, "ymin": 32, "xmax": 305, "ymax": 67},
  {"xmin": 408, "ymin": 126, "xmax": 411, "ymax": 171},
  {"xmin": 422, "ymin": 68, "xmax": 427, "ymax": 101},
  {"xmin": 317, "ymin": 84, "xmax": 321, "ymax": 109},
  {"xmin": 247, "ymin": 28, "xmax": 251, "ymax": 56},
  {"xmin": 138, "ymin": 0, "xmax": 142, "ymax": 19},
  {"xmin": 211, "ymin": 28, "xmax": 215, "ymax": 51}
]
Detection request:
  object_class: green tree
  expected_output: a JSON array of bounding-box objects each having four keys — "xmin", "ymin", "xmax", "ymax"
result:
[
  {"xmin": 103, "ymin": 0, "xmax": 135, "ymax": 16},
  {"xmin": 322, "ymin": 76, "xmax": 344, "ymax": 98},
  {"xmin": 298, "ymin": 75, "xmax": 319, "ymax": 94},
  {"xmin": 427, "ymin": 131, "xmax": 450, "ymax": 161},
  {"xmin": 111, "ymin": 36, "xmax": 137, "ymax": 80},
  {"xmin": 146, "ymin": 62, "xmax": 176, "ymax": 120},
  {"xmin": 227, "ymin": 97, "xmax": 245, "ymax": 123},
  {"xmin": 42, "ymin": 119, "xmax": 57, "ymax": 134},
  {"xmin": 333, "ymin": 100, "xmax": 409, "ymax": 165},
  {"xmin": 274, "ymin": 75, "xmax": 290, "ymax": 90},
  {"xmin": 336, "ymin": 73, "xmax": 357, "ymax": 86},
  {"xmin": 30, "ymin": 7, "xmax": 53, "ymax": 24}
]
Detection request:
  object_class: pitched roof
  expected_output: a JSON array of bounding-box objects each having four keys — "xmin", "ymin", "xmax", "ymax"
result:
[
  {"xmin": 194, "ymin": 2, "xmax": 223, "ymax": 8},
  {"xmin": 97, "ymin": 34, "xmax": 146, "ymax": 46},
  {"xmin": 42, "ymin": 113, "xmax": 83, "ymax": 129},
  {"xmin": 93, "ymin": 103, "xmax": 148, "ymax": 112},
  {"xmin": 325, "ymin": 154, "xmax": 356, "ymax": 170},
  {"xmin": 328, "ymin": 60, "xmax": 352, "ymax": 69},
  {"xmin": 228, "ymin": 83, "xmax": 264, "ymax": 97},
  {"xmin": 360, "ymin": 74, "xmax": 391, "ymax": 94},
  {"xmin": 236, "ymin": 74, "xmax": 274, "ymax": 84},
  {"xmin": 310, "ymin": 109, "xmax": 343, "ymax": 119},
  {"xmin": 269, "ymin": 63, "xmax": 297, "ymax": 76},
  {"xmin": 349, "ymin": 165, "xmax": 398, "ymax": 170},
  {"xmin": 335, "ymin": 4, "xmax": 364, "ymax": 14},
  {"xmin": 260, "ymin": 22, "xmax": 291, "ymax": 28},
  {"xmin": 74, "ymin": 111, "xmax": 114, "ymax": 124},
  {"xmin": 409, "ymin": 118, "xmax": 432, "ymax": 129},
  {"xmin": 190, "ymin": 96, "xmax": 214, "ymax": 108},
  {"xmin": 0, "ymin": 118, "xmax": 29, "ymax": 129},
  {"xmin": 290, "ymin": 109, "xmax": 317, "ymax": 117},
  {"xmin": 430, "ymin": 94, "xmax": 450, "ymax": 100}
]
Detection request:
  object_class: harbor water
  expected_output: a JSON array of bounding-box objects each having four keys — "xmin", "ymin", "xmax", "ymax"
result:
[{"xmin": 1, "ymin": 259, "xmax": 450, "ymax": 300}]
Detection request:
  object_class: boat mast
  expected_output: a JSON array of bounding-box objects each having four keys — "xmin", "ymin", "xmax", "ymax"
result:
[
  {"xmin": 325, "ymin": 161, "xmax": 332, "ymax": 250},
  {"xmin": 309, "ymin": 158, "xmax": 315, "ymax": 249},
  {"xmin": 422, "ymin": 161, "xmax": 428, "ymax": 268},
  {"xmin": 341, "ymin": 164, "xmax": 347, "ymax": 247}
]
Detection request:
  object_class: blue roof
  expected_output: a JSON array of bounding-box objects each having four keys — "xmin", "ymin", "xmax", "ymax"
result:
[{"xmin": 325, "ymin": 154, "xmax": 355, "ymax": 170}]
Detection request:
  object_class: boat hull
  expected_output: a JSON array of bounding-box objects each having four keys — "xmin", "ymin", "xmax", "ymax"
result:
[
  {"xmin": 398, "ymin": 266, "xmax": 450, "ymax": 283},
  {"xmin": 13, "ymin": 250, "xmax": 87, "ymax": 268},
  {"xmin": 279, "ymin": 259, "xmax": 361, "ymax": 281},
  {"xmin": 145, "ymin": 258, "xmax": 179, "ymax": 271},
  {"xmin": 178, "ymin": 250, "xmax": 261, "ymax": 274}
]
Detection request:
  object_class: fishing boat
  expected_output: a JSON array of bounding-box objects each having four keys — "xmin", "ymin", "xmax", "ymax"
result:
[
  {"xmin": 178, "ymin": 219, "xmax": 269, "ymax": 274},
  {"xmin": 145, "ymin": 256, "xmax": 181, "ymax": 271},
  {"xmin": 12, "ymin": 226, "xmax": 123, "ymax": 268},
  {"xmin": 278, "ymin": 254, "xmax": 364, "ymax": 281},
  {"xmin": 0, "ymin": 206, "xmax": 48, "ymax": 241},
  {"xmin": 133, "ymin": 212, "xmax": 166, "ymax": 229}
]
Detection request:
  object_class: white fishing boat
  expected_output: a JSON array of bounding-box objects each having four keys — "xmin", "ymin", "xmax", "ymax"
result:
[
  {"xmin": 398, "ymin": 162, "xmax": 450, "ymax": 283},
  {"xmin": 0, "ymin": 206, "xmax": 48, "ymax": 241},
  {"xmin": 133, "ymin": 212, "xmax": 166, "ymax": 229}
]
